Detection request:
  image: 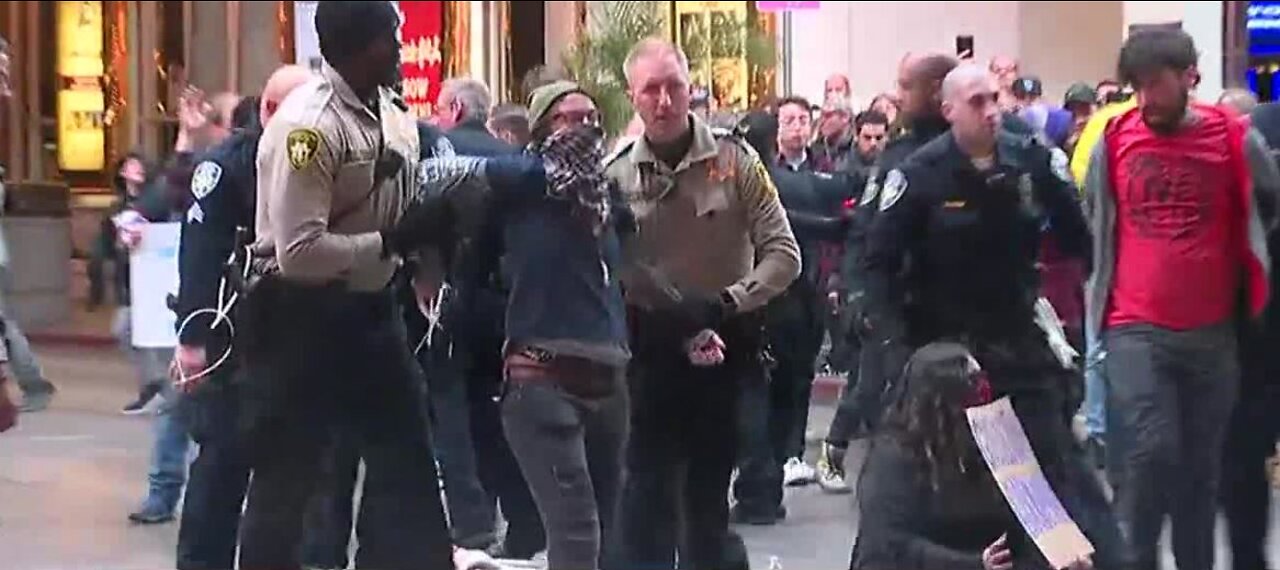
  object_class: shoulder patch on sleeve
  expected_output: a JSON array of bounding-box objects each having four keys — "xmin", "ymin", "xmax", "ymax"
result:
[
  {"xmin": 751, "ymin": 157, "xmax": 779, "ymax": 199},
  {"xmin": 190, "ymin": 161, "xmax": 223, "ymax": 200},
  {"xmin": 879, "ymin": 169, "xmax": 908, "ymax": 212},
  {"xmin": 286, "ymin": 128, "xmax": 323, "ymax": 170},
  {"xmin": 1049, "ymin": 147, "xmax": 1071, "ymax": 183}
]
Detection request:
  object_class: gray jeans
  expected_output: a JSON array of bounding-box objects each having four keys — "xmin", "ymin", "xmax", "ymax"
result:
[
  {"xmin": 502, "ymin": 368, "xmax": 628, "ymax": 570},
  {"xmin": 1103, "ymin": 322, "xmax": 1239, "ymax": 570},
  {"xmin": 0, "ymin": 267, "xmax": 52, "ymax": 396}
]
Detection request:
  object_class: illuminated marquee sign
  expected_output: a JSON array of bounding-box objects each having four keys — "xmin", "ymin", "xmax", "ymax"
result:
[
  {"xmin": 397, "ymin": 1, "xmax": 445, "ymax": 119},
  {"xmin": 57, "ymin": 0, "xmax": 106, "ymax": 172}
]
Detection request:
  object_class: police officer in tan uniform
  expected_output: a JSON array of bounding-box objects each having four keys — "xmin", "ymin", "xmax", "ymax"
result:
[
  {"xmin": 609, "ymin": 38, "xmax": 800, "ymax": 570},
  {"xmin": 236, "ymin": 3, "xmax": 451, "ymax": 569}
]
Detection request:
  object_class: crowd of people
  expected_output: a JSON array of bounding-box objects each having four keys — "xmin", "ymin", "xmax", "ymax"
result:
[{"xmin": 1, "ymin": 2, "xmax": 1278, "ymax": 570}]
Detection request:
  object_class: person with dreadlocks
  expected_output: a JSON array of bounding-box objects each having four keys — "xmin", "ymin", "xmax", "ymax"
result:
[{"xmin": 851, "ymin": 342, "xmax": 1094, "ymax": 570}]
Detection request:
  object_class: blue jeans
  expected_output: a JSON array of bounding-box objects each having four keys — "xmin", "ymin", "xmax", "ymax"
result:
[
  {"xmin": 1081, "ymin": 329, "xmax": 1106, "ymax": 439},
  {"xmin": 147, "ymin": 374, "xmax": 190, "ymax": 512},
  {"xmin": 0, "ymin": 267, "xmax": 53, "ymax": 396}
]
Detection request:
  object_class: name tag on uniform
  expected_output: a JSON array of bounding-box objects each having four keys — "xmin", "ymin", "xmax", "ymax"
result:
[{"xmin": 943, "ymin": 200, "xmax": 967, "ymax": 209}]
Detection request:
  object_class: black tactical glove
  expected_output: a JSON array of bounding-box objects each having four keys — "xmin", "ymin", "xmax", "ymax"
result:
[{"xmin": 381, "ymin": 193, "xmax": 453, "ymax": 258}]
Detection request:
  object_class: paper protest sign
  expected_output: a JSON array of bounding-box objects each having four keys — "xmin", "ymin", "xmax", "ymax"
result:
[
  {"xmin": 129, "ymin": 222, "xmax": 181, "ymax": 348},
  {"xmin": 966, "ymin": 397, "xmax": 1094, "ymax": 569}
]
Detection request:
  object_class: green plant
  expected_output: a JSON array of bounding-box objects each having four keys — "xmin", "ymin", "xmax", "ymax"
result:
[
  {"xmin": 563, "ymin": 2, "xmax": 777, "ymax": 135},
  {"xmin": 563, "ymin": 1, "xmax": 668, "ymax": 135}
]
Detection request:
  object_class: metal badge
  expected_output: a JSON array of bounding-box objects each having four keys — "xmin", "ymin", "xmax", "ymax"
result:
[
  {"xmin": 1050, "ymin": 147, "xmax": 1072, "ymax": 184},
  {"xmin": 191, "ymin": 161, "xmax": 223, "ymax": 200},
  {"xmin": 860, "ymin": 170, "xmax": 881, "ymax": 206},
  {"xmin": 879, "ymin": 169, "xmax": 907, "ymax": 212}
]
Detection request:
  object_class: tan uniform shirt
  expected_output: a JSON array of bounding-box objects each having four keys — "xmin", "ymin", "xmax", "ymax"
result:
[
  {"xmin": 607, "ymin": 114, "xmax": 800, "ymax": 313},
  {"xmin": 253, "ymin": 64, "xmax": 419, "ymax": 291}
]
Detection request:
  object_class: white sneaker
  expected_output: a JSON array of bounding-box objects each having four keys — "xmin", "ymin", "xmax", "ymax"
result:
[
  {"xmin": 816, "ymin": 450, "xmax": 852, "ymax": 494},
  {"xmin": 783, "ymin": 457, "xmax": 817, "ymax": 487}
]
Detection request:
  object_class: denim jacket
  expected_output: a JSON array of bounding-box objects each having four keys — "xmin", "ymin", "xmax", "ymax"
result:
[{"xmin": 417, "ymin": 153, "xmax": 631, "ymax": 366}]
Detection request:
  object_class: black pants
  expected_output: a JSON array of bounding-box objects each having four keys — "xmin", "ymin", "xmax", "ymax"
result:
[
  {"xmin": 420, "ymin": 329, "xmax": 498, "ymax": 549},
  {"xmin": 1221, "ymin": 322, "xmax": 1276, "ymax": 570},
  {"xmin": 619, "ymin": 318, "xmax": 759, "ymax": 570},
  {"xmin": 176, "ymin": 372, "xmax": 251, "ymax": 570},
  {"xmin": 467, "ymin": 336, "xmax": 547, "ymax": 556},
  {"xmin": 732, "ymin": 358, "xmax": 783, "ymax": 516},
  {"xmin": 235, "ymin": 279, "xmax": 452, "ymax": 570},
  {"xmin": 766, "ymin": 292, "xmax": 824, "ymax": 462},
  {"xmin": 1104, "ymin": 323, "xmax": 1238, "ymax": 570},
  {"xmin": 300, "ymin": 431, "xmax": 361, "ymax": 569},
  {"xmin": 827, "ymin": 332, "xmax": 885, "ymax": 446}
]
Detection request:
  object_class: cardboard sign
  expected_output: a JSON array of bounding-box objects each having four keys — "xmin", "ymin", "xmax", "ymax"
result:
[{"xmin": 966, "ymin": 397, "xmax": 1094, "ymax": 569}]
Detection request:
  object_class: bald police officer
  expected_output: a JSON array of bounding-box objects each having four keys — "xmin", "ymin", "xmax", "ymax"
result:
[
  {"xmin": 236, "ymin": 3, "xmax": 451, "ymax": 570},
  {"xmin": 609, "ymin": 38, "xmax": 800, "ymax": 569}
]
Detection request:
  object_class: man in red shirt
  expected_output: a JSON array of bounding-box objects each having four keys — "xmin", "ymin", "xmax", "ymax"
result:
[{"xmin": 1084, "ymin": 29, "xmax": 1278, "ymax": 570}]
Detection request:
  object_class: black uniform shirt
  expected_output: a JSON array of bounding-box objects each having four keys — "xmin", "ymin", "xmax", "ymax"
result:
[
  {"xmin": 841, "ymin": 116, "xmax": 952, "ymax": 298},
  {"xmin": 862, "ymin": 130, "xmax": 1089, "ymax": 345},
  {"xmin": 175, "ymin": 130, "xmax": 260, "ymax": 348}
]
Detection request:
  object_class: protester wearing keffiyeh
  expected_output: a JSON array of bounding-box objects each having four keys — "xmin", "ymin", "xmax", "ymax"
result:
[{"xmin": 537, "ymin": 124, "xmax": 611, "ymax": 236}]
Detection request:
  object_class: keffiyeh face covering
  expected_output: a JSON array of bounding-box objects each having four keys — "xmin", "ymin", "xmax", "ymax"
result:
[{"xmin": 539, "ymin": 124, "xmax": 611, "ymax": 236}]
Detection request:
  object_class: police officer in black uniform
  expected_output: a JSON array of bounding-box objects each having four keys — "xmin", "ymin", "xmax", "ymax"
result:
[
  {"xmin": 827, "ymin": 52, "xmax": 959, "ymax": 468},
  {"xmin": 170, "ymin": 65, "xmax": 313, "ymax": 570},
  {"xmin": 861, "ymin": 63, "xmax": 1122, "ymax": 568}
]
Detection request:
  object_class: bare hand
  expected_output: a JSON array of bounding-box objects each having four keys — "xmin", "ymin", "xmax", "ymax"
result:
[
  {"xmin": 170, "ymin": 344, "xmax": 208, "ymax": 393},
  {"xmin": 178, "ymin": 86, "xmax": 213, "ymax": 135},
  {"xmin": 118, "ymin": 226, "xmax": 144, "ymax": 251},
  {"xmin": 686, "ymin": 329, "xmax": 726, "ymax": 367},
  {"xmin": 982, "ymin": 534, "xmax": 1013, "ymax": 570}
]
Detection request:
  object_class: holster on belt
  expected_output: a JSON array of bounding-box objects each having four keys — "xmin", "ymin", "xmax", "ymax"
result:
[{"xmin": 504, "ymin": 347, "xmax": 619, "ymax": 400}]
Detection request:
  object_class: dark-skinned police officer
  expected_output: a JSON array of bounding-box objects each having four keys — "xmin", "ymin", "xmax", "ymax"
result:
[
  {"xmin": 170, "ymin": 65, "xmax": 312, "ymax": 570},
  {"xmin": 236, "ymin": 3, "xmax": 452, "ymax": 569},
  {"xmin": 860, "ymin": 63, "xmax": 1123, "ymax": 568},
  {"xmin": 299, "ymin": 121, "xmax": 474, "ymax": 570},
  {"xmin": 825, "ymin": 52, "xmax": 960, "ymax": 486},
  {"xmin": 732, "ymin": 109, "xmax": 856, "ymax": 524},
  {"xmin": 608, "ymin": 39, "xmax": 800, "ymax": 569}
]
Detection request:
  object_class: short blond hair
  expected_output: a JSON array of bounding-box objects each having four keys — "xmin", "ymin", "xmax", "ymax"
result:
[{"xmin": 623, "ymin": 37, "xmax": 690, "ymax": 86}]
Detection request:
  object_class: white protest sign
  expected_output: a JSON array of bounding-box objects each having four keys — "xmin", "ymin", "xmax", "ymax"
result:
[
  {"xmin": 129, "ymin": 222, "xmax": 181, "ymax": 348},
  {"xmin": 966, "ymin": 397, "xmax": 1094, "ymax": 570}
]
